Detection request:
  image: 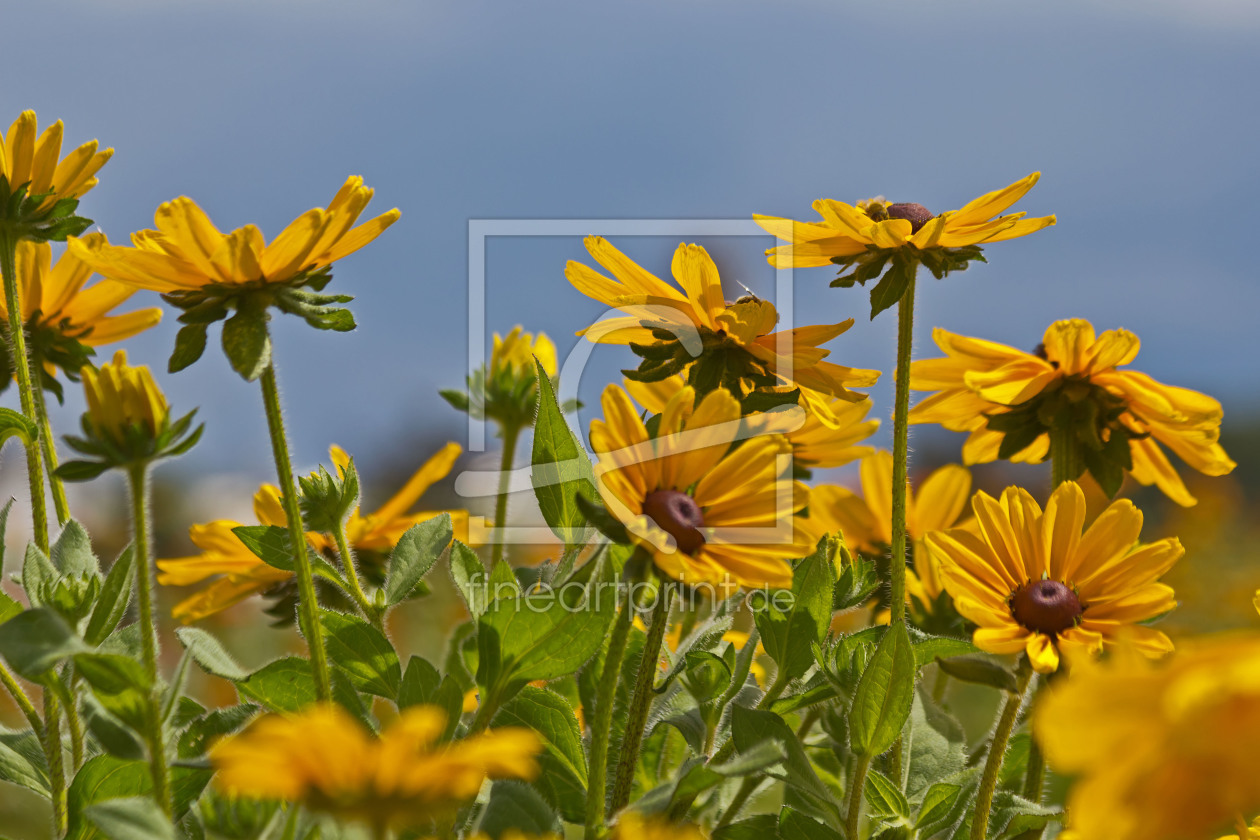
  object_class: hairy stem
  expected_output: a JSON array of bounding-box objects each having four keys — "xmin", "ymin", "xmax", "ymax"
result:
[
  {"xmin": 42, "ymin": 692, "xmax": 66, "ymax": 835},
  {"xmin": 845, "ymin": 752, "xmax": 873, "ymax": 840},
  {"xmin": 491, "ymin": 423, "xmax": 521, "ymax": 567},
  {"xmin": 1050, "ymin": 425, "xmax": 1082, "ymax": 489},
  {"xmin": 888, "ymin": 274, "xmax": 917, "ymax": 625},
  {"xmin": 0, "ymin": 661, "xmax": 43, "ymax": 737},
  {"xmin": 971, "ymin": 657, "xmax": 1033, "ymax": 840},
  {"xmin": 333, "ymin": 522, "xmax": 379, "ymax": 630},
  {"xmin": 584, "ymin": 589, "xmax": 632, "ymax": 840},
  {"xmin": 30, "ymin": 356, "xmax": 70, "ymax": 525}
]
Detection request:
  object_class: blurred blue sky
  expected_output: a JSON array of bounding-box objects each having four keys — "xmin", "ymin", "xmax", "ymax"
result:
[{"xmin": 3, "ymin": 0, "xmax": 1257, "ymax": 487}]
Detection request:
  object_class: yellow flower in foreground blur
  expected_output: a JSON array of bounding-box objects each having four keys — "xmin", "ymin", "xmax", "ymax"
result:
[
  {"xmin": 0, "ymin": 110, "xmax": 112, "ymax": 211},
  {"xmin": 158, "ymin": 443, "xmax": 468, "ymax": 622},
  {"xmin": 910, "ymin": 319, "xmax": 1236, "ymax": 506},
  {"xmin": 211, "ymin": 704, "xmax": 540, "ymax": 832},
  {"xmin": 81, "ymin": 350, "xmax": 169, "ymax": 445},
  {"xmin": 567, "ymin": 236, "xmax": 879, "ymax": 402},
  {"xmin": 625, "ymin": 374, "xmax": 878, "ymax": 471},
  {"xmin": 590, "ymin": 384, "xmax": 811, "ymax": 590},
  {"xmin": 493, "ymin": 326, "xmax": 557, "ymax": 378},
  {"xmin": 925, "ymin": 482, "xmax": 1181, "ymax": 673},
  {"xmin": 1034, "ymin": 635, "xmax": 1260, "ymax": 840},
  {"xmin": 806, "ymin": 450, "xmax": 971, "ymax": 614},
  {"xmin": 611, "ymin": 812, "xmax": 708, "ymax": 840},
  {"xmin": 67, "ymin": 176, "xmax": 399, "ymax": 292},
  {"xmin": 754, "ymin": 172, "xmax": 1054, "ymax": 269}
]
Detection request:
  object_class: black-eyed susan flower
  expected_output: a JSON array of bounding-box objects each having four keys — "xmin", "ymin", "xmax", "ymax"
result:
[
  {"xmin": 590, "ymin": 383, "xmax": 812, "ymax": 590},
  {"xmin": 910, "ymin": 319, "xmax": 1236, "ymax": 505},
  {"xmin": 157, "ymin": 443, "xmax": 468, "ymax": 622},
  {"xmin": 0, "ymin": 110, "xmax": 111, "ymax": 239},
  {"xmin": 1034, "ymin": 635, "xmax": 1260, "ymax": 840},
  {"xmin": 754, "ymin": 174, "xmax": 1054, "ymax": 316},
  {"xmin": 925, "ymin": 482, "xmax": 1181, "ymax": 673},
  {"xmin": 210, "ymin": 704, "xmax": 541, "ymax": 833},
  {"xmin": 0, "ymin": 236, "xmax": 161, "ymax": 396},
  {"xmin": 442, "ymin": 326, "xmax": 559, "ymax": 430},
  {"xmin": 567, "ymin": 236, "xmax": 878, "ymax": 403}
]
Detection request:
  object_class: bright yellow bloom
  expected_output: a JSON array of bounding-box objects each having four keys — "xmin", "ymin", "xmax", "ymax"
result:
[
  {"xmin": 492, "ymin": 326, "xmax": 557, "ymax": 378},
  {"xmin": 0, "ymin": 236, "xmax": 161, "ymax": 362},
  {"xmin": 754, "ymin": 172, "xmax": 1055, "ymax": 268},
  {"xmin": 625, "ymin": 374, "xmax": 878, "ymax": 471},
  {"xmin": 1034, "ymin": 634, "xmax": 1260, "ymax": 840},
  {"xmin": 211, "ymin": 704, "xmax": 540, "ymax": 832},
  {"xmin": 611, "ymin": 812, "xmax": 708, "ymax": 840},
  {"xmin": 0, "ymin": 111, "xmax": 112, "ymax": 210},
  {"xmin": 567, "ymin": 236, "xmax": 879, "ymax": 402},
  {"xmin": 67, "ymin": 176, "xmax": 399, "ymax": 292},
  {"xmin": 911, "ymin": 319, "xmax": 1236, "ymax": 506},
  {"xmin": 157, "ymin": 443, "xmax": 468, "ymax": 622},
  {"xmin": 80, "ymin": 350, "xmax": 169, "ymax": 446},
  {"xmin": 806, "ymin": 451, "xmax": 972, "ymax": 612},
  {"xmin": 590, "ymin": 384, "xmax": 811, "ymax": 590},
  {"xmin": 925, "ymin": 482, "xmax": 1181, "ymax": 673}
]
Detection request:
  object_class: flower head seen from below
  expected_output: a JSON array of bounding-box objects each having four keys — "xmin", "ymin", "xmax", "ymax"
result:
[
  {"xmin": 910, "ymin": 319, "xmax": 1236, "ymax": 506},
  {"xmin": 925, "ymin": 481, "xmax": 1182, "ymax": 673},
  {"xmin": 0, "ymin": 110, "xmax": 112, "ymax": 238},
  {"xmin": 1034, "ymin": 634, "xmax": 1260, "ymax": 840},
  {"xmin": 0, "ymin": 236, "xmax": 161, "ymax": 397},
  {"xmin": 442, "ymin": 326, "xmax": 559, "ymax": 430},
  {"xmin": 567, "ymin": 236, "xmax": 879, "ymax": 403},
  {"xmin": 211, "ymin": 703, "xmax": 541, "ymax": 832},
  {"xmin": 157, "ymin": 443, "xmax": 468, "ymax": 622},
  {"xmin": 590, "ymin": 383, "xmax": 811, "ymax": 591}
]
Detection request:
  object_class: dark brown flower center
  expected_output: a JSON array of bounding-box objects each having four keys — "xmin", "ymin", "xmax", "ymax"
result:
[
  {"xmin": 887, "ymin": 202, "xmax": 934, "ymax": 233},
  {"xmin": 643, "ymin": 490, "xmax": 706, "ymax": 554},
  {"xmin": 1010, "ymin": 579, "xmax": 1083, "ymax": 635}
]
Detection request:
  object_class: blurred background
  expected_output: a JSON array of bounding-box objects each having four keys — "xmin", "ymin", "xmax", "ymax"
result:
[{"xmin": 2, "ymin": 0, "xmax": 1259, "ymax": 832}]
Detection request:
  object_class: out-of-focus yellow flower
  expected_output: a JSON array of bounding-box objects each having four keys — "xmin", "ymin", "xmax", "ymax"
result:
[
  {"xmin": 1217, "ymin": 816, "xmax": 1260, "ymax": 840},
  {"xmin": 157, "ymin": 443, "xmax": 468, "ymax": 622},
  {"xmin": 492, "ymin": 326, "xmax": 557, "ymax": 378},
  {"xmin": 611, "ymin": 812, "xmax": 708, "ymax": 840},
  {"xmin": 567, "ymin": 236, "xmax": 879, "ymax": 402},
  {"xmin": 805, "ymin": 450, "xmax": 971, "ymax": 613},
  {"xmin": 80, "ymin": 350, "xmax": 168, "ymax": 445},
  {"xmin": 590, "ymin": 384, "xmax": 811, "ymax": 590},
  {"xmin": 211, "ymin": 704, "xmax": 540, "ymax": 832},
  {"xmin": 0, "ymin": 110, "xmax": 112, "ymax": 211},
  {"xmin": 1034, "ymin": 634, "xmax": 1260, "ymax": 840},
  {"xmin": 68, "ymin": 176, "xmax": 399, "ymax": 292},
  {"xmin": 925, "ymin": 481, "xmax": 1182, "ymax": 673},
  {"xmin": 910, "ymin": 320, "xmax": 1236, "ymax": 506},
  {"xmin": 754, "ymin": 172, "xmax": 1054, "ymax": 269}
]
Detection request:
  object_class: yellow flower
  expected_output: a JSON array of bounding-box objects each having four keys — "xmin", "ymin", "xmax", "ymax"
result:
[
  {"xmin": 567, "ymin": 236, "xmax": 879, "ymax": 402},
  {"xmin": 925, "ymin": 482, "xmax": 1182, "ymax": 673},
  {"xmin": 611, "ymin": 812, "xmax": 708, "ymax": 840},
  {"xmin": 625, "ymin": 374, "xmax": 878, "ymax": 471},
  {"xmin": 0, "ymin": 110, "xmax": 112, "ymax": 211},
  {"xmin": 0, "ymin": 236, "xmax": 161, "ymax": 371},
  {"xmin": 754, "ymin": 172, "xmax": 1055, "ymax": 269},
  {"xmin": 211, "ymin": 703, "xmax": 540, "ymax": 832},
  {"xmin": 805, "ymin": 450, "xmax": 972, "ymax": 613},
  {"xmin": 1034, "ymin": 634, "xmax": 1260, "ymax": 840},
  {"xmin": 67, "ymin": 176, "xmax": 399, "ymax": 292},
  {"xmin": 492, "ymin": 326, "xmax": 557, "ymax": 378},
  {"xmin": 157, "ymin": 443, "xmax": 469, "ymax": 622},
  {"xmin": 910, "ymin": 319, "xmax": 1236, "ymax": 506},
  {"xmin": 590, "ymin": 383, "xmax": 811, "ymax": 590},
  {"xmin": 80, "ymin": 350, "xmax": 168, "ymax": 445}
]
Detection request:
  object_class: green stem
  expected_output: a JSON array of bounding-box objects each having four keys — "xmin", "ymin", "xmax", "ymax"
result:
[
  {"xmin": 715, "ymin": 704, "xmax": 828, "ymax": 830},
  {"xmin": 64, "ymin": 681, "xmax": 84, "ymax": 771},
  {"xmin": 30, "ymin": 354, "xmax": 70, "ymax": 525},
  {"xmin": 332, "ymin": 523, "xmax": 379, "ymax": 629},
  {"xmin": 584, "ymin": 589, "xmax": 633, "ymax": 840},
  {"xmin": 610, "ymin": 581, "xmax": 674, "ymax": 814},
  {"xmin": 888, "ymin": 274, "xmax": 917, "ymax": 626},
  {"xmin": 845, "ymin": 752, "xmax": 873, "ymax": 840},
  {"xmin": 932, "ymin": 665, "xmax": 950, "ymax": 705},
  {"xmin": 1049, "ymin": 425, "xmax": 1082, "ymax": 488},
  {"xmin": 491, "ymin": 423, "xmax": 521, "ymax": 567},
  {"xmin": 0, "ymin": 228, "xmax": 50, "ymax": 553},
  {"xmin": 970, "ymin": 657, "xmax": 1033, "ymax": 840},
  {"xmin": 43, "ymin": 692, "xmax": 66, "ymax": 836},
  {"xmin": 0, "ymin": 661, "xmax": 43, "ymax": 737},
  {"xmin": 280, "ymin": 804, "xmax": 301, "ymax": 840},
  {"xmin": 259, "ymin": 361, "xmax": 332, "ymax": 703},
  {"xmin": 128, "ymin": 463, "xmax": 174, "ymax": 817}
]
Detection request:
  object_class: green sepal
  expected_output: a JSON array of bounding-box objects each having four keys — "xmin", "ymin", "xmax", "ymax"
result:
[
  {"xmin": 220, "ymin": 298, "xmax": 271, "ymax": 381},
  {"xmin": 168, "ymin": 324, "xmax": 208, "ymax": 373}
]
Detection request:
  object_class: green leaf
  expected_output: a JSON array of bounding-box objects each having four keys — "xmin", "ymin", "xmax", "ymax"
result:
[
  {"xmin": 220, "ymin": 300, "xmax": 271, "ymax": 381},
  {"xmin": 755, "ymin": 538, "xmax": 836, "ymax": 684},
  {"xmin": 915, "ymin": 782, "xmax": 962, "ymax": 829},
  {"xmin": 55, "ymin": 460, "xmax": 112, "ymax": 482},
  {"xmin": 0, "ymin": 590, "xmax": 21, "ymax": 624},
  {"xmin": 319, "ymin": 610, "xmax": 401, "ymax": 699},
  {"xmin": 21, "ymin": 542, "xmax": 57, "ymax": 607},
  {"xmin": 0, "ymin": 497, "xmax": 12, "ymax": 576},
  {"xmin": 778, "ymin": 808, "xmax": 843, "ymax": 840},
  {"xmin": 868, "ymin": 251, "xmax": 915, "ymax": 319},
  {"xmin": 74, "ymin": 653, "xmax": 152, "ymax": 694},
  {"xmin": 385, "ymin": 514, "xmax": 451, "ymax": 605},
  {"xmin": 934, "ymin": 655, "xmax": 1017, "ymax": 693},
  {"xmin": 0, "ymin": 731, "xmax": 50, "ymax": 796},
  {"xmin": 494, "ymin": 686, "xmax": 587, "ymax": 822},
  {"xmin": 172, "ymin": 626, "xmax": 250, "ymax": 682},
  {"xmin": 176, "ymin": 704, "xmax": 259, "ymax": 760},
  {"xmin": 865, "ymin": 769, "xmax": 911, "ymax": 819},
  {"xmin": 397, "ymin": 656, "xmax": 465, "ymax": 739},
  {"xmin": 0, "ymin": 406, "xmax": 38, "ymax": 447},
  {"xmin": 230, "ymin": 525, "xmax": 293, "ymax": 571},
  {"xmin": 80, "ymin": 693, "xmax": 145, "ymax": 760},
  {"xmin": 530, "ymin": 359, "xmax": 596, "ymax": 550},
  {"xmin": 911, "ymin": 634, "xmax": 980, "ymax": 668},
  {"xmin": 234, "ymin": 656, "xmax": 362, "ymax": 714},
  {"xmin": 85, "ymin": 797, "xmax": 176, "ymax": 840},
  {"xmin": 0, "ymin": 607, "xmax": 87, "ymax": 679},
  {"xmin": 905, "ymin": 688, "xmax": 966, "ymax": 799},
  {"xmin": 449, "ymin": 540, "xmax": 489, "ymax": 618},
  {"xmin": 168, "ymin": 324, "xmax": 208, "ymax": 373},
  {"xmin": 475, "ymin": 780, "xmax": 562, "ymax": 837},
  {"xmin": 66, "ymin": 755, "xmax": 210, "ymax": 840},
  {"xmin": 713, "ymin": 815, "xmax": 778, "ymax": 840},
  {"xmin": 84, "ymin": 548, "xmax": 135, "ymax": 646},
  {"xmin": 50, "ymin": 520, "xmax": 98, "ymax": 577},
  {"xmin": 850, "ymin": 621, "xmax": 916, "ymax": 757},
  {"xmin": 729, "ymin": 706, "xmax": 841, "ymax": 825}
]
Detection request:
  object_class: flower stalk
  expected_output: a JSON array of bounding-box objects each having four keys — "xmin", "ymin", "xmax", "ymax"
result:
[
  {"xmin": 332, "ymin": 521, "xmax": 380, "ymax": 631},
  {"xmin": 971, "ymin": 656, "xmax": 1034, "ymax": 840},
  {"xmin": 888, "ymin": 274, "xmax": 917, "ymax": 625},
  {"xmin": 491, "ymin": 422, "xmax": 522, "ymax": 567},
  {"xmin": 30, "ymin": 357, "xmax": 71, "ymax": 525},
  {"xmin": 584, "ymin": 586, "xmax": 633, "ymax": 840},
  {"xmin": 42, "ymin": 693, "xmax": 67, "ymax": 835},
  {"xmin": 845, "ymin": 752, "xmax": 873, "ymax": 840}
]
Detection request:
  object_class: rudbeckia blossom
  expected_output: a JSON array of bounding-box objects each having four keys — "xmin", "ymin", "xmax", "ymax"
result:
[
  {"xmin": 611, "ymin": 812, "xmax": 708, "ymax": 840},
  {"xmin": 1034, "ymin": 635, "xmax": 1260, "ymax": 840},
  {"xmin": 158, "ymin": 443, "xmax": 468, "ymax": 622},
  {"xmin": 567, "ymin": 236, "xmax": 878, "ymax": 402},
  {"xmin": 492, "ymin": 326, "xmax": 557, "ymax": 379},
  {"xmin": 590, "ymin": 383, "xmax": 811, "ymax": 590},
  {"xmin": 910, "ymin": 319, "xmax": 1236, "ymax": 506},
  {"xmin": 925, "ymin": 482, "xmax": 1181, "ymax": 673},
  {"xmin": 67, "ymin": 176, "xmax": 399, "ymax": 292},
  {"xmin": 81, "ymin": 349, "xmax": 168, "ymax": 445},
  {"xmin": 211, "ymin": 704, "xmax": 540, "ymax": 832},
  {"xmin": 806, "ymin": 450, "xmax": 972, "ymax": 615},
  {"xmin": 754, "ymin": 172, "xmax": 1055, "ymax": 269},
  {"xmin": 625, "ymin": 374, "xmax": 878, "ymax": 471},
  {"xmin": 0, "ymin": 110, "xmax": 112, "ymax": 211}
]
